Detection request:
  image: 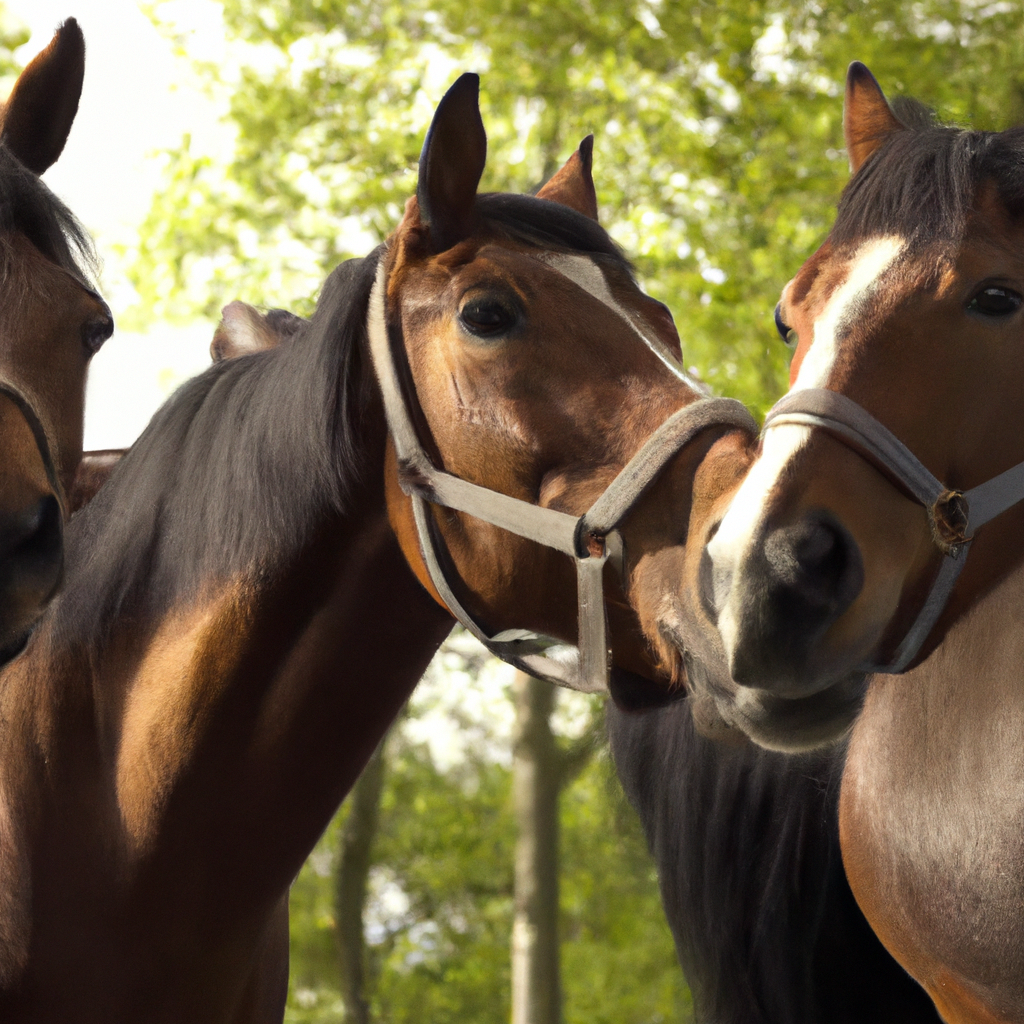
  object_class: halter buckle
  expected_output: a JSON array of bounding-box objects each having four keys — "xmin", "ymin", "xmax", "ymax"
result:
[{"xmin": 928, "ymin": 489, "xmax": 971, "ymax": 556}]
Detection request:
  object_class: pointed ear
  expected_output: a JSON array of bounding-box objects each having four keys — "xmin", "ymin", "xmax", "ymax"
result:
[
  {"xmin": 416, "ymin": 73, "xmax": 487, "ymax": 252},
  {"xmin": 844, "ymin": 62, "xmax": 903, "ymax": 175},
  {"xmin": 0, "ymin": 19, "xmax": 85, "ymax": 175},
  {"xmin": 535, "ymin": 135, "xmax": 598, "ymax": 221},
  {"xmin": 211, "ymin": 302, "xmax": 305, "ymax": 361}
]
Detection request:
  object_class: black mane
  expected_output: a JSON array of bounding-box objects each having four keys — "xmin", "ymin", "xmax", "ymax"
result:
[
  {"xmin": 56, "ymin": 194, "xmax": 627, "ymax": 649},
  {"xmin": 833, "ymin": 98, "xmax": 1024, "ymax": 246},
  {"xmin": 608, "ymin": 699, "xmax": 941, "ymax": 1023},
  {"xmin": 0, "ymin": 143, "xmax": 96, "ymax": 287}
]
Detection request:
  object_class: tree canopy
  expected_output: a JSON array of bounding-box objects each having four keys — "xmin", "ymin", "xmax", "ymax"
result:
[{"xmin": 133, "ymin": 0, "xmax": 1024, "ymax": 413}]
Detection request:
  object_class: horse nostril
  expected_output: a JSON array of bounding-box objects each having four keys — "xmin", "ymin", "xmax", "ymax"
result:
[{"xmin": 763, "ymin": 513, "xmax": 863, "ymax": 615}]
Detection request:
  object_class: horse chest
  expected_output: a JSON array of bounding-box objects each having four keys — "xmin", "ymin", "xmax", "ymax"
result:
[{"xmin": 841, "ymin": 570, "xmax": 1024, "ymax": 1023}]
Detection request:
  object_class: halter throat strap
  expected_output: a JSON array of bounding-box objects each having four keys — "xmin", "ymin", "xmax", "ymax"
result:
[
  {"xmin": 367, "ymin": 259, "xmax": 756, "ymax": 693},
  {"xmin": 764, "ymin": 387, "xmax": 1024, "ymax": 673}
]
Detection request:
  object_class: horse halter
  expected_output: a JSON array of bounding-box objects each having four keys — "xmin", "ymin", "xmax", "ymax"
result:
[
  {"xmin": 764, "ymin": 387, "xmax": 1024, "ymax": 673},
  {"xmin": 367, "ymin": 258, "xmax": 757, "ymax": 694}
]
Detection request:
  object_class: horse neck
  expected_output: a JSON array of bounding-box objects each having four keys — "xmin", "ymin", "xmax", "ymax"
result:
[{"xmin": 3, "ymin": 338, "xmax": 454, "ymax": 924}]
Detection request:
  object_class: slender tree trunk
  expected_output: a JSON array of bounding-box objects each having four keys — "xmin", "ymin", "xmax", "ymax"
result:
[
  {"xmin": 335, "ymin": 736, "xmax": 387, "ymax": 1024},
  {"xmin": 511, "ymin": 670, "xmax": 563, "ymax": 1024}
]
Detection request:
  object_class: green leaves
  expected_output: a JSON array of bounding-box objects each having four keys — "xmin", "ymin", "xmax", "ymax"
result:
[{"xmin": 134, "ymin": 0, "xmax": 1024, "ymax": 412}]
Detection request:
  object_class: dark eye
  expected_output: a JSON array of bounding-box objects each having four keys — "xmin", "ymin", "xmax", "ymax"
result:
[
  {"xmin": 967, "ymin": 286, "xmax": 1022, "ymax": 318},
  {"xmin": 82, "ymin": 315, "xmax": 113, "ymax": 355},
  {"xmin": 774, "ymin": 303, "xmax": 798, "ymax": 348},
  {"xmin": 459, "ymin": 296, "xmax": 518, "ymax": 338}
]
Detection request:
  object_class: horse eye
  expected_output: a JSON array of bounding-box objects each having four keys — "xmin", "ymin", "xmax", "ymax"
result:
[
  {"xmin": 967, "ymin": 286, "xmax": 1023, "ymax": 318},
  {"xmin": 82, "ymin": 316, "xmax": 113, "ymax": 355},
  {"xmin": 459, "ymin": 296, "xmax": 517, "ymax": 338},
  {"xmin": 774, "ymin": 303, "xmax": 798, "ymax": 348}
]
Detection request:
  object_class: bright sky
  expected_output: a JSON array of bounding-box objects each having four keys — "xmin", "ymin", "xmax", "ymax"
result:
[{"xmin": 5, "ymin": 0, "xmax": 230, "ymax": 448}]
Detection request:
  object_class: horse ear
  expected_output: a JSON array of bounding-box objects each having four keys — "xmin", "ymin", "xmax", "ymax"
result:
[
  {"xmin": 211, "ymin": 302, "xmax": 304, "ymax": 362},
  {"xmin": 0, "ymin": 19, "xmax": 85, "ymax": 174},
  {"xmin": 416, "ymin": 73, "xmax": 487, "ymax": 252},
  {"xmin": 535, "ymin": 135, "xmax": 599, "ymax": 221},
  {"xmin": 844, "ymin": 62, "xmax": 903, "ymax": 175}
]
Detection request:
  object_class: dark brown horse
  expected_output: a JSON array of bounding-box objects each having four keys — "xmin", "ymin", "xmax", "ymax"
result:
[
  {"xmin": 0, "ymin": 18, "xmax": 112, "ymax": 663},
  {"xmin": 0, "ymin": 76, "xmax": 755, "ymax": 1021},
  {"xmin": 703, "ymin": 64, "xmax": 1024, "ymax": 1022}
]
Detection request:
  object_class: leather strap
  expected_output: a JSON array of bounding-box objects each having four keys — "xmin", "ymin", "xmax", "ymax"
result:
[
  {"xmin": 0, "ymin": 380, "xmax": 63, "ymax": 515},
  {"xmin": 368, "ymin": 258, "xmax": 757, "ymax": 693},
  {"xmin": 763, "ymin": 387, "xmax": 1024, "ymax": 673}
]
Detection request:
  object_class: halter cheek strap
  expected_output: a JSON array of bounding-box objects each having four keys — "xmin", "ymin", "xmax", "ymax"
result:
[
  {"xmin": 367, "ymin": 260, "xmax": 757, "ymax": 694},
  {"xmin": 0, "ymin": 380, "xmax": 63, "ymax": 514},
  {"xmin": 764, "ymin": 387, "xmax": 1024, "ymax": 673}
]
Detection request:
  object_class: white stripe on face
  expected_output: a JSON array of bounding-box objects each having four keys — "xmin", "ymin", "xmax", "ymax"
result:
[
  {"xmin": 706, "ymin": 236, "xmax": 904, "ymax": 653},
  {"xmin": 537, "ymin": 252, "xmax": 705, "ymax": 391}
]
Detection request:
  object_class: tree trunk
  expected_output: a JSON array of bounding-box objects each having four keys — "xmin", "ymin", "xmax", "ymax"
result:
[
  {"xmin": 335, "ymin": 736, "xmax": 387, "ymax": 1024},
  {"xmin": 511, "ymin": 670, "xmax": 563, "ymax": 1024}
]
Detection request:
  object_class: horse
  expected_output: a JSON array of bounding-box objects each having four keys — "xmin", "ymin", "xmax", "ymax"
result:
[
  {"xmin": 0, "ymin": 75, "xmax": 758, "ymax": 1021},
  {"xmin": 0, "ymin": 18, "xmax": 112, "ymax": 664},
  {"xmin": 700, "ymin": 62, "xmax": 1024, "ymax": 1022}
]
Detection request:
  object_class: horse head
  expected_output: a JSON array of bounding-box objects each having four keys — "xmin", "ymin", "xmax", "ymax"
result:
[
  {"xmin": 370, "ymin": 74, "xmax": 757, "ymax": 713},
  {"xmin": 0, "ymin": 19, "xmax": 112, "ymax": 664},
  {"xmin": 700, "ymin": 63, "xmax": 1024, "ymax": 749}
]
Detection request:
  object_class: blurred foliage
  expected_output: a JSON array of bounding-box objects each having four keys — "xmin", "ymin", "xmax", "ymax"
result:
[
  {"xmin": 0, "ymin": 4, "xmax": 28, "ymax": 89},
  {"xmin": 285, "ymin": 704, "xmax": 688, "ymax": 1024},
  {"xmin": 134, "ymin": 0, "xmax": 1024, "ymax": 414}
]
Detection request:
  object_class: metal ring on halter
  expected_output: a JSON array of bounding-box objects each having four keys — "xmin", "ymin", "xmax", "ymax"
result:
[
  {"xmin": 0, "ymin": 380, "xmax": 63, "ymax": 514},
  {"xmin": 367, "ymin": 257, "xmax": 758, "ymax": 694},
  {"xmin": 763, "ymin": 387, "xmax": 1024, "ymax": 674}
]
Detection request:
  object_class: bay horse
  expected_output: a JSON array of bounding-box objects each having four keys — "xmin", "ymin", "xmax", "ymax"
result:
[
  {"xmin": 0, "ymin": 75, "xmax": 756, "ymax": 1021},
  {"xmin": 702, "ymin": 64, "xmax": 1024, "ymax": 1021},
  {"xmin": 0, "ymin": 18, "xmax": 112, "ymax": 663}
]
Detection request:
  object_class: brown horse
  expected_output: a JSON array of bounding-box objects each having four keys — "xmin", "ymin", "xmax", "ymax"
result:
[
  {"xmin": 0, "ymin": 18, "xmax": 112, "ymax": 663},
  {"xmin": 0, "ymin": 76, "xmax": 755, "ymax": 1021},
  {"xmin": 703, "ymin": 64, "xmax": 1024, "ymax": 1022}
]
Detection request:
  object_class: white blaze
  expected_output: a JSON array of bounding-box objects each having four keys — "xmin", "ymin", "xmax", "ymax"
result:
[{"xmin": 707, "ymin": 236, "xmax": 905, "ymax": 657}]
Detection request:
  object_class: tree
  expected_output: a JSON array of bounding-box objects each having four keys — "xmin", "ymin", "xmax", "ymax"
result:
[
  {"xmin": 335, "ymin": 734, "xmax": 387, "ymax": 1024},
  {"xmin": 511, "ymin": 671, "xmax": 598, "ymax": 1024},
  {"xmin": 135, "ymin": 0, "xmax": 1024, "ymax": 413},
  {"xmin": 283, "ymin": 636, "xmax": 687, "ymax": 1023}
]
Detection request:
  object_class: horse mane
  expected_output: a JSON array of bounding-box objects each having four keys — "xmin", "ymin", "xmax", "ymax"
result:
[
  {"xmin": 0, "ymin": 143, "xmax": 96, "ymax": 288},
  {"xmin": 56, "ymin": 194, "xmax": 629, "ymax": 650},
  {"xmin": 832, "ymin": 97, "xmax": 1024, "ymax": 247},
  {"xmin": 57, "ymin": 250, "xmax": 384, "ymax": 648},
  {"xmin": 608, "ymin": 698, "xmax": 941, "ymax": 1023}
]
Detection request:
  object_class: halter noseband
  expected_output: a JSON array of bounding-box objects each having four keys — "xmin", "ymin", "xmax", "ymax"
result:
[
  {"xmin": 764, "ymin": 387, "xmax": 1024, "ymax": 673},
  {"xmin": 367, "ymin": 259, "xmax": 757, "ymax": 694}
]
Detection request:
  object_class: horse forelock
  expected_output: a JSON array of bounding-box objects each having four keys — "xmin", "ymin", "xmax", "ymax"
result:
[
  {"xmin": 833, "ymin": 100, "xmax": 1024, "ymax": 249},
  {"xmin": 0, "ymin": 144, "xmax": 95, "ymax": 289}
]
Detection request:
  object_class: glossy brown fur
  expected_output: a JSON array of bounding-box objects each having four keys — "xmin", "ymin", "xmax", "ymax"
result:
[
  {"xmin": 0, "ymin": 20, "xmax": 111, "ymax": 659},
  {"xmin": 0, "ymin": 79, "xmax": 754, "ymax": 1021},
  {"xmin": 707, "ymin": 65, "xmax": 1024, "ymax": 1021}
]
